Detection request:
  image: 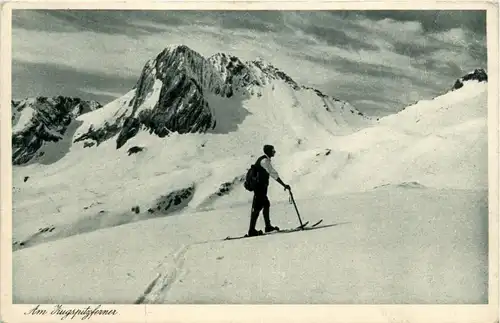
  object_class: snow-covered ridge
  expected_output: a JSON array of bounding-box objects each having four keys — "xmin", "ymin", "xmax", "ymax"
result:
[
  {"xmin": 207, "ymin": 53, "xmax": 301, "ymax": 95},
  {"xmin": 11, "ymin": 96, "xmax": 102, "ymax": 165}
]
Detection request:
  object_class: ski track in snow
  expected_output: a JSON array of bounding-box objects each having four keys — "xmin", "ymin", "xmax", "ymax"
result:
[
  {"xmin": 136, "ymin": 221, "xmax": 348, "ymax": 304},
  {"xmin": 136, "ymin": 244, "xmax": 191, "ymax": 304},
  {"xmin": 12, "ymin": 186, "xmax": 488, "ymax": 304}
]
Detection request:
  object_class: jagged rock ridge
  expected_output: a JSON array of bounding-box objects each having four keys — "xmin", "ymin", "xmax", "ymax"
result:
[
  {"xmin": 452, "ymin": 68, "xmax": 488, "ymax": 90},
  {"xmin": 12, "ymin": 96, "xmax": 102, "ymax": 165},
  {"xmin": 207, "ymin": 53, "xmax": 301, "ymax": 93}
]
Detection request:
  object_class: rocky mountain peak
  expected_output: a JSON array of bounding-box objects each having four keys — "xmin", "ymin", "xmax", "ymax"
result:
[
  {"xmin": 249, "ymin": 59, "xmax": 300, "ymax": 90},
  {"xmin": 133, "ymin": 44, "xmax": 230, "ymax": 102},
  {"xmin": 13, "ymin": 96, "xmax": 102, "ymax": 124},
  {"xmin": 67, "ymin": 44, "xmax": 367, "ymax": 152},
  {"xmin": 452, "ymin": 68, "xmax": 488, "ymax": 90},
  {"xmin": 12, "ymin": 96, "xmax": 102, "ymax": 165}
]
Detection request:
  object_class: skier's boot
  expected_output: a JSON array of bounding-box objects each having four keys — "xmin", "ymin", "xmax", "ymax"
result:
[
  {"xmin": 247, "ymin": 228, "xmax": 264, "ymax": 237},
  {"xmin": 265, "ymin": 225, "xmax": 280, "ymax": 233},
  {"xmin": 247, "ymin": 208, "xmax": 263, "ymax": 237},
  {"xmin": 263, "ymin": 207, "xmax": 279, "ymax": 233}
]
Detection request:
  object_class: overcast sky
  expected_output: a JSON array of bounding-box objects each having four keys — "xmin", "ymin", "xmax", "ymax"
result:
[{"xmin": 12, "ymin": 10, "xmax": 487, "ymax": 116}]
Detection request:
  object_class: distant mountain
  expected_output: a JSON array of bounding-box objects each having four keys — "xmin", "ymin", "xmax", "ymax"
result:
[
  {"xmin": 12, "ymin": 47, "xmax": 489, "ymax": 170},
  {"xmin": 452, "ymin": 68, "xmax": 488, "ymax": 91},
  {"xmin": 12, "ymin": 96, "xmax": 102, "ymax": 165},
  {"xmin": 72, "ymin": 44, "xmax": 369, "ymax": 150}
]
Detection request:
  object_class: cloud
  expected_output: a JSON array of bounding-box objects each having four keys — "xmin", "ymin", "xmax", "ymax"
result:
[
  {"xmin": 281, "ymin": 12, "xmax": 486, "ymax": 113},
  {"xmin": 218, "ymin": 11, "xmax": 287, "ymax": 33},
  {"xmin": 13, "ymin": 10, "xmax": 189, "ymax": 35},
  {"xmin": 343, "ymin": 10, "xmax": 487, "ymax": 35},
  {"xmin": 11, "ymin": 10, "xmax": 487, "ymax": 117},
  {"xmin": 12, "ymin": 60, "xmax": 137, "ymax": 104},
  {"xmin": 12, "ymin": 10, "xmax": 288, "ymax": 35},
  {"xmin": 79, "ymin": 88, "xmax": 127, "ymax": 98}
]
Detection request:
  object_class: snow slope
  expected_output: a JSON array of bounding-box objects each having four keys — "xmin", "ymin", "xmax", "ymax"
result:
[
  {"xmin": 13, "ymin": 186, "xmax": 488, "ymax": 304},
  {"xmin": 11, "ymin": 47, "xmax": 489, "ymax": 305}
]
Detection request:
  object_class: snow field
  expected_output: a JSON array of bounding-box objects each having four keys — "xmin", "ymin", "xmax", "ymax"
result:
[
  {"xmin": 13, "ymin": 187, "xmax": 488, "ymax": 304},
  {"xmin": 12, "ymin": 105, "xmax": 35, "ymax": 133}
]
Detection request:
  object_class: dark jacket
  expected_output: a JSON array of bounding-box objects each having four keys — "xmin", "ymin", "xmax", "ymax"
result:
[{"xmin": 255, "ymin": 155, "xmax": 270, "ymax": 190}]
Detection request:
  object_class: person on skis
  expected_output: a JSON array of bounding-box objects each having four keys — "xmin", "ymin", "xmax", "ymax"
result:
[{"xmin": 248, "ymin": 144, "xmax": 291, "ymax": 237}]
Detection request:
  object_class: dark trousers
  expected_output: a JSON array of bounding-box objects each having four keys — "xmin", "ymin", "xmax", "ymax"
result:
[{"xmin": 249, "ymin": 186, "xmax": 271, "ymax": 231}]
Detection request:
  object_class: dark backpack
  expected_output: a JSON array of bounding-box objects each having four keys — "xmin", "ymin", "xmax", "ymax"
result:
[{"xmin": 243, "ymin": 156, "xmax": 267, "ymax": 192}]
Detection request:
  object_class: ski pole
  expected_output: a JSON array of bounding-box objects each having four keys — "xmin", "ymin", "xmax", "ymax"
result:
[{"xmin": 288, "ymin": 190, "xmax": 305, "ymax": 229}]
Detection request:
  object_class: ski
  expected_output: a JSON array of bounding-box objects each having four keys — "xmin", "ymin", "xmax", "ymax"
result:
[
  {"xmin": 223, "ymin": 219, "xmax": 323, "ymax": 241},
  {"xmin": 267, "ymin": 221, "xmax": 309, "ymax": 235},
  {"xmin": 297, "ymin": 221, "xmax": 309, "ymax": 229},
  {"xmin": 310, "ymin": 219, "xmax": 323, "ymax": 228}
]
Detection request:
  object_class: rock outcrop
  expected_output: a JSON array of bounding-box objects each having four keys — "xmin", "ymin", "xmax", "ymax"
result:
[
  {"xmin": 452, "ymin": 68, "xmax": 488, "ymax": 90},
  {"xmin": 12, "ymin": 96, "xmax": 102, "ymax": 165}
]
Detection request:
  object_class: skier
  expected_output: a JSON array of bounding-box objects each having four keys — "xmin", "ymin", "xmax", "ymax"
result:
[{"xmin": 247, "ymin": 144, "xmax": 291, "ymax": 237}]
